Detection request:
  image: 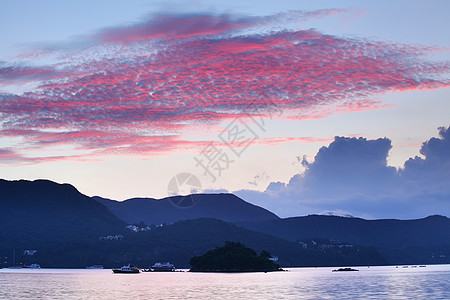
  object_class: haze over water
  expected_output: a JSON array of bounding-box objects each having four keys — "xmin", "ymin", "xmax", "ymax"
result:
[{"xmin": 1, "ymin": 265, "xmax": 450, "ymax": 299}]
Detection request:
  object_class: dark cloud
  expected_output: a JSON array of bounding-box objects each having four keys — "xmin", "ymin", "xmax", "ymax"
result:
[
  {"xmin": 237, "ymin": 126, "xmax": 450, "ymax": 219},
  {"xmin": 301, "ymin": 136, "xmax": 397, "ymax": 195},
  {"xmin": 403, "ymin": 126, "xmax": 450, "ymax": 173},
  {"xmin": 401, "ymin": 126, "xmax": 450, "ymax": 193}
]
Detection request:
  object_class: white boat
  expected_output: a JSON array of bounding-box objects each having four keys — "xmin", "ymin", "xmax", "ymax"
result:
[
  {"xmin": 112, "ymin": 264, "xmax": 140, "ymax": 274},
  {"xmin": 86, "ymin": 265, "xmax": 104, "ymax": 269},
  {"xmin": 24, "ymin": 264, "xmax": 41, "ymax": 269},
  {"xmin": 151, "ymin": 262, "xmax": 176, "ymax": 272}
]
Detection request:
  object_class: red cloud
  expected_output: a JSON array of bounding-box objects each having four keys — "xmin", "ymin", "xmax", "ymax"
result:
[{"xmin": 0, "ymin": 11, "xmax": 448, "ymax": 162}]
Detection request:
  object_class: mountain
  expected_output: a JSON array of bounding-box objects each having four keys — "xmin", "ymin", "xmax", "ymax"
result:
[
  {"xmin": 93, "ymin": 193, "xmax": 280, "ymax": 225},
  {"xmin": 238, "ymin": 215, "xmax": 450, "ymax": 264},
  {"xmin": 79, "ymin": 218, "xmax": 386, "ymax": 268},
  {"xmin": 0, "ymin": 179, "xmax": 125, "ymax": 240},
  {"xmin": 1, "ymin": 178, "xmax": 448, "ymax": 267},
  {"xmin": 0, "ymin": 179, "xmax": 385, "ymax": 268},
  {"xmin": 0, "ymin": 179, "xmax": 126, "ymax": 265}
]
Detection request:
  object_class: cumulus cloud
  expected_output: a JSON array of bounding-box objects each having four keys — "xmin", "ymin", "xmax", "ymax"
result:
[
  {"xmin": 300, "ymin": 136, "xmax": 398, "ymax": 195},
  {"xmin": 236, "ymin": 126, "xmax": 450, "ymax": 219},
  {"xmin": 0, "ymin": 10, "xmax": 449, "ymax": 162},
  {"xmin": 403, "ymin": 126, "xmax": 450, "ymax": 173},
  {"xmin": 401, "ymin": 126, "xmax": 450, "ymax": 194}
]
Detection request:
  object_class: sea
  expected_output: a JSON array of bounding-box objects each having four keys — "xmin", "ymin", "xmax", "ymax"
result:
[{"xmin": 1, "ymin": 265, "xmax": 450, "ymax": 299}]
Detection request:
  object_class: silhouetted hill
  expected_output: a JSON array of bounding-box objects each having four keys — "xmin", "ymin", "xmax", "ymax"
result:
[
  {"xmin": 93, "ymin": 193, "xmax": 280, "ymax": 225},
  {"xmin": 189, "ymin": 241, "xmax": 282, "ymax": 272},
  {"xmin": 83, "ymin": 218, "xmax": 386, "ymax": 268},
  {"xmin": 238, "ymin": 214, "xmax": 450, "ymax": 264},
  {"xmin": 0, "ymin": 179, "xmax": 125, "ymax": 256},
  {"xmin": 1, "ymin": 178, "xmax": 448, "ymax": 267},
  {"xmin": 0, "ymin": 179, "xmax": 384, "ymax": 268},
  {"xmin": 239, "ymin": 215, "xmax": 450, "ymax": 247}
]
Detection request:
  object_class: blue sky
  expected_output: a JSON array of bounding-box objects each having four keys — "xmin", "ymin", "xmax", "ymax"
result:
[{"xmin": 0, "ymin": 0, "xmax": 449, "ymax": 218}]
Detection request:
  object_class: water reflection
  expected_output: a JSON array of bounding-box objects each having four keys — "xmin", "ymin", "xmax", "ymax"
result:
[{"xmin": 1, "ymin": 265, "xmax": 449, "ymax": 299}]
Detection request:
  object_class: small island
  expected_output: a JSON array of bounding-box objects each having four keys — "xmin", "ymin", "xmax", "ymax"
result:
[
  {"xmin": 332, "ymin": 267, "xmax": 359, "ymax": 272},
  {"xmin": 189, "ymin": 241, "xmax": 283, "ymax": 272}
]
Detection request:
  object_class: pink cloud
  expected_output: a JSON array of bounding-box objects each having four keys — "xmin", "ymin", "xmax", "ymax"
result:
[
  {"xmin": 90, "ymin": 9, "xmax": 348, "ymax": 44},
  {"xmin": 0, "ymin": 147, "xmax": 92, "ymax": 165},
  {"xmin": 95, "ymin": 14, "xmax": 244, "ymax": 43},
  {"xmin": 0, "ymin": 148, "xmax": 26, "ymax": 162},
  {"xmin": 0, "ymin": 11, "xmax": 448, "ymax": 162},
  {"xmin": 240, "ymin": 136, "xmax": 333, "ymax": 147}
]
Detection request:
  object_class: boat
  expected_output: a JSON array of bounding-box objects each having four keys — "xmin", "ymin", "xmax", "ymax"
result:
[
  {"xmin": 24, "ymin": 264, "xmax": 41, "ymax": 269},
  {"xmin": 86, "ymin": 265, "xmax": 104, "ymax": 269},
  {"xmin": 112, "ymin": 264, "xmax": 140, "ymax": 274},
  {"xmin": 150, "ymin": 262, "xmax": 176, "ymax": 272}
]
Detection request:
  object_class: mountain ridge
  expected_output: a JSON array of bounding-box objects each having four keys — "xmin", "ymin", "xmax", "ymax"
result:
[
  {"xmin": 238, "ymin": 214, "xmax": 450, "ymax": 248},
  {"xmin": 0, "ymin": 179, "xmax": 125, "ymax": 250},
  {"xmin": 0, "ymin": 179, "xmax": 385, "ymax": 267},
  {"xmin": 1, "ymin": 178, "xmax": 449, "ymax": 266},
  {"xmin": 93, "ymin": 193, "xmax": 280, "ymax": 225}
]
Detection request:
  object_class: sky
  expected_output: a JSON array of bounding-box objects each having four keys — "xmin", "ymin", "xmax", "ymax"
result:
[{"xmin": 0, "ymin": 0, "xmax": 449, "ymax": 219}]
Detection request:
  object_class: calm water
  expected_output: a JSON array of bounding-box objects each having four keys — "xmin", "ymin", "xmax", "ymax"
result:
[{"xmin": 1, "ymin": 265, "xmax": 450, "ymax": 299}]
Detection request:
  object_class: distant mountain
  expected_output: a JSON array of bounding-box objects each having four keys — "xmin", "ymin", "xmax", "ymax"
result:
[
  {"xmin": 93, "ymin": 193, "xmax": 280, "ymax": 225},
  {"xmin": 238, "ymin": 215, "xmax": 450, "ymax": 264}
]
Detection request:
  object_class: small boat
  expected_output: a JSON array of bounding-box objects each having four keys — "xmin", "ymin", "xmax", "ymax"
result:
[
  {"xmin": 86, "ymin": 265, "xmax": 104, "ymax": 269},
  {"xmin": 150, "ymin": 262, "xmax": 176, "ymax": 272},
  {"xmin": 112, "ymin": 264, "xmax": 140, "ymax": 274},
  {"xmin": 24, "ymin": 264, "xmax": 41, "ymax": 269}
]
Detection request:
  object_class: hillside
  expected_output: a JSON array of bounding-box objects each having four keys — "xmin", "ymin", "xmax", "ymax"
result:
[
  {"xmin": 1, "ymin": 178, "xmax": 448, "ymax": 267},
  {"xmin": 238, "ymin": 215, "xmax": 450, "ymax": 264},
  {"xmin": 0, "ymin": 179, "xmax": 126, "ymax": 264},
  {"xmin": 72, "ymin": 218, "xmax": 386, "ymax": 268},
  {"xmin": 0, "ymin": 179, "xmax": 384, "ymax": 268},
  {"xmin": 94, "ymin": 193, "xmax": 280, "ymax": 225}
]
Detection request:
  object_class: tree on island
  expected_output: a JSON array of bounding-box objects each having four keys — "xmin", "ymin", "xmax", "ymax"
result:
[{"xmin": 189, "ymin": 241, "xmax": 283, "ymax": 272}]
